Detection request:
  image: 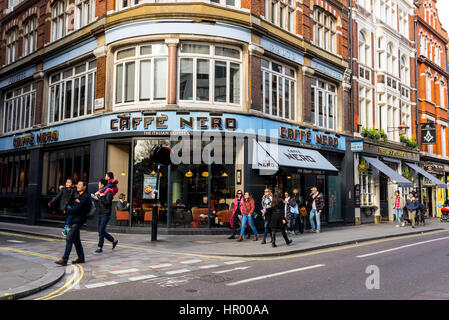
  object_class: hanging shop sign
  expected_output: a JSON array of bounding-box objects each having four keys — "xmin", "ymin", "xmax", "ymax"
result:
[
  {"xmin": 13, "ymin": 130, "xmax": 59, "ymax": 148},
  {"xmin": 423, "ymin": 162, "xmax": 444, "ymax": 175},
  {"xmin": 421, "ymin": 123, "xmax": 436, "ymax": 145}
]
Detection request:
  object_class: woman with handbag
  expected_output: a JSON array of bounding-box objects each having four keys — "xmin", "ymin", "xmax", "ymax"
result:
[
  {"xmin": 236, "ymin": 192, "xmax": 258, "ymax": 242},
  {"xmin": 269, "ymin": 191, "xmax": 293, "ymax": 248}
]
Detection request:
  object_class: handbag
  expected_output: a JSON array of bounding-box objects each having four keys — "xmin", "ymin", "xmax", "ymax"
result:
[{"xmin": 291, "ymin": 204, "xmax": 299, "ymax": 215}]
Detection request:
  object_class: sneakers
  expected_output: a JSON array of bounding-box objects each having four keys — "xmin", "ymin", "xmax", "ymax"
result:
[
  {"xmin": 112, "ymin": 240, "xmax": 119, "ymax": 250},
  {"xmin": 402, "ymin": 222, "xmax": 406, "ymax": 227},
  {"xmin": 95, "ymin": 248, "xmax": 103, "ymax": 253},
  {"xmin": 61, "ymin": 229, "xmax": 67, "ymax": 237},
  {"xmin": 396, "ymin": 225, "xmax": 400, "ymax": 228}
]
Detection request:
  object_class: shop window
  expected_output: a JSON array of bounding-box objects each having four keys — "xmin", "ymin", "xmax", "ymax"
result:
[
  {"xmin": 23, "ymin": 16, "xmax": 37, "ymax": 57},
  {"xmin": 114, "ymin": 44, "xmax": 168, "ymax": 105},
  {"xmin": 313, "ymin": 7, "xmax": 336, "ymax": 54},
  {"xmin": 2, "ymin": 83, "xmax": 36, "ymax": 134},
  {"xmin": 178, "ymin": 43, "xmax": 241, "ymax": 105},
  {"xmin": 311, "ymin": 79, "xmax": 337, "ymax": 130},
  {"xmin": 6, "ymin": 28, "xmax": 18, "ymax": 64},
  {"xmin": 261, "ymin": 58, "xmax": 296, "ymax": 121},
  {"xmin": 48, "ymin": 60, "xmax": 96, "ymax": 124}
]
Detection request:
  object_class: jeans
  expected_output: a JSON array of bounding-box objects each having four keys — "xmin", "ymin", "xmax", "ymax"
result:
[
  {"xmin": 262, "ymin": 220, "xmax": 272, "ymax": 242},
  {"xmin": 394, "ymin": 209, "xmax": 403, "ymax": 225},
  {"xmin": 98, "ymin": 215, "xmax": 115, "ymax": 248},
  {"xmin": 309, "ymin": 209, "xmax": 321, "ymax": 232},
  {"xmin": 408, "ymin": 210, "xmax": 416, "ymax": 227},
  {"xmin": 292, "ymin": 214, "xmax": 304, "ymax": 233},
  {"xmin": 62, "ymin": 223, "xmax": 85, "ymax": 261},
  {"xmin": 65, "ymin": 214, "xmax": 74, "ymax": 226},
  {"xmin": 240, "ymin": 214, "xmax": 258, "ymax": 237}
]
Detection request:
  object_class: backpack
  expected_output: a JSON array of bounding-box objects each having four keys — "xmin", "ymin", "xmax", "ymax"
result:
[{"xmin": 87, "ymin": 197, "xmax": 95, "ymax": 220}]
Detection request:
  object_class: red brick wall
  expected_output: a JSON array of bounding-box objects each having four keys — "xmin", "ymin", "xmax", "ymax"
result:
[
  {"xmin": 250, "ymin": 55, "xmax": 262, "ymax": 111},
  {"xmin": 95, "ymin": 56, "xmax": 106, "ymax": 101}
]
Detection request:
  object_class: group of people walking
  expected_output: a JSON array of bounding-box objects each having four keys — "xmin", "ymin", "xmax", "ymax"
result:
[
  {"xmin": 392, "ymin": 190, "xmax": 427, "ymax": 228},
  {"xmin": 51, "ymin": 172, "xmax": 120, "ymax": 266},
  {"xmin": 228, "ymin": 187, "xmax": 325, "ymax": 247}
]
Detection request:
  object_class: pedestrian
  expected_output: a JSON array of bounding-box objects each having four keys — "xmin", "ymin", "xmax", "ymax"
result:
[
  {"xmin": 228, "ymin": 190, "xmax": 243, "ymax": 239},
  {"xmin": 55, "ymin": 181, "xmax": 91, "ymax": 266},
  {"xmin": 405, "ymin": 192, "xmax": 418, "ymax": 228},
  {"xmin": 414, "ymin": 192, "xmax": 425, "ymax": 226},
  {"xmin": 92, "ymin": 179, "xmax": 119, "ymax": 253},
  {"xmin": 392, "ymin": 190, "xmax": 405, "ymax": 227},
  {"xmin": 96, "ymin": 172, "xmax": 118, "ymax": 197},
  {"xmin": 292, "ymin": 188, "xmax": 305, "ymax": 234},
  {"xmin": 260, "ymin": 188, "xmax": 273, "ymax": 244},
  {"xmin": 308, "ymin": 187, "xmax": 325, "ymax": 233},
  {"xmin": 283, "ymin": 191, "xmax": 295, "ymax": 236},
  {"xmin": 268, "ymin": 191, "xmax": 292, "ymax": 248},
  {"xmin": 48, "ymin": 178, "xmax": 77, "ymax": 236},
  {"xmin": 236, "ymin": 192, "xmax": 258, "ymax": 242}
]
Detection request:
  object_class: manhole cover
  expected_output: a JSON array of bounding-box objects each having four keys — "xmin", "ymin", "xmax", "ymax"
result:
[{"xmin": 197, "ymin": 274, "xmax": 231, "ymax": 283}]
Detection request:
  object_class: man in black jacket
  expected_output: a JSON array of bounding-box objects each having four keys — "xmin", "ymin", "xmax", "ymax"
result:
[
  {"xmin": 55, "ymin": 181, "xmax": 91, "ymax": 266},
  {"xmin": 93, "ymin": 179, "xmax": 119, "ymax": 253}
]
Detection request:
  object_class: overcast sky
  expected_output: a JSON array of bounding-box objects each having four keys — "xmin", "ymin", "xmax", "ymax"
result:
[{"xmin": 436, "ymin": 0, "xmax": 449, "ymax": 32}]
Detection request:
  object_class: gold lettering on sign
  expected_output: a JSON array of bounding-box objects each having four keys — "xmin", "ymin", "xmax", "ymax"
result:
[{"xmin": 378, "ymin": 147, "xmax": 405, "ymax": 158}]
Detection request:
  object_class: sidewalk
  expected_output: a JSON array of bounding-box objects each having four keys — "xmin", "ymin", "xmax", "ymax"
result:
[
  {"xmin": 1, "ymin": 219, "xmax": 448, "ymax": 299},
  {"xmin": 1, "ymin": 219, "xmax": 449, "ymax": 258}
]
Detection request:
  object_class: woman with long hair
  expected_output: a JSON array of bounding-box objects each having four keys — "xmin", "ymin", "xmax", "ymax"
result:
[
  {"xmin": 269, "ymin": 191, "xmax": 292, "ymax": 247},
  {"xmin": 237, "ymin": 192, "xmax": 259, "ymax": 241},
  {"xmin": 228, "ymin": 190, "xmax": 243, "ymax": 239}
]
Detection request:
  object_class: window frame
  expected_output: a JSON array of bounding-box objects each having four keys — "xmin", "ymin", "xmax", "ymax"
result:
[
  {"xmin": 23, "ymin": 16, "xmax": 37, "ymax": 57},
  {"xmin": 2, "ymin": 83, "xmax": 36, "ymax": 135},
  {"xmin": 311, "ymin": 78, "xmax": 337, "ymax": 131},
  {"xmin": 313, "ymin": 7, "xmax": 337, "ymax": 54},
  {"xmin": 6, "ymin": 28, "xmax": 18, "ymax": 65}
]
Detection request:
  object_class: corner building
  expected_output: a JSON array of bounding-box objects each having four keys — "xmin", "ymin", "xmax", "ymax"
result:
[{"xmin": 0, "ymin": 0, "xmax": 354, "ymax": 231}]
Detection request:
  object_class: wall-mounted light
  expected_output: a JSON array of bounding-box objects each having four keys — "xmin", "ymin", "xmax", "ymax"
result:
[
  {"xmin": 222, "ymin": 172, "xmax": 228, "ymax": 177},
  {"xmin": 202, "ymin": 171, "xmax": 209, "ymax": 178},
  {"xmin": 185, "ymin": 170, "xmax": 193, "ymax": 178},
  {"xmin": 151, "ymin": 170, "xmax": 156, "ymax": 175},
  {"xmin": 121, "ymin": 172, "xmax": 127, "ymax": 176}
]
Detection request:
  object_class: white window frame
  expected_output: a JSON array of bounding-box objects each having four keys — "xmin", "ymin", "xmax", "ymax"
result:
[
  {"xmin": 51, "ymin": 0, "xmax": 69, "ymax": 42},
  {"xmin": 6, "ymin": 28, "xmax": 18, "ymax": 65},
  {"xmin": 48, "ymin": 60, "xmax": 97, "ymax": 124},
  {"xmin": 76, "ymin": 0, "xmax": 96, "ymax": 29},
  {"xmin": 311, "ymin": 79, "xmax": 337, "ymax": 131},
  {"xmin": 23, "ymin": 16, "xmax": 37, "ymax": 57},
  {"xmin": 359, "ymin": 31, "xmax": 370, "ymax": 67},
  {"xmin": 2, "ymin": 83, "xmax": 36, "ymax": 134},
  {"xmin": 177, "ymin": 43, "xmax": 242, "ymax": 107},
  {"xmin": 360, "ymin": 171, "xmax": 374, "ymax": 207},
  {"xmin": 314, "ymin": 7, "xmax": 337, "ymax": 54},
  {"xmin": 114, "ymin": 43, "xmax": 169, "ymax": 107},
  {"xmin": 117, "ymin": 0, "xmax": 139, "ymax": 11},
  {"xmin": 359, "ymin": 86, "xmax": 373, "ymax": 129},
  {"xmin": 440, "ymin": 82, "xmax": 446, "ymax": 108}
]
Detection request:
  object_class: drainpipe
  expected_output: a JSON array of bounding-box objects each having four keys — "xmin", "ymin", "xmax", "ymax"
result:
[
  {"xmin": 414, "ymin": 18, "xmax": 420, "ymax": 150},
  {"xmin": 350, "ymin": 0, "xmax": 354, "ymax": 134}
]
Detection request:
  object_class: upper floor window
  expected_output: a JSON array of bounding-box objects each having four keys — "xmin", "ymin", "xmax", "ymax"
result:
[
  {"xmin": 23, "ymin": 17, "xmax": 37, "ymax": 57},
  {"xmin": 2, "ymin": 83, "xmax": 36, "ymax": 134},
  {"xmin": 117, "ymin": 0, "xmax": 139, "ymax": 10},
  {"xmin": 48, "ymin": 60, "xmax": 97, "ymax": 124},
  {"xmin": 400, "ymin": 56, "xmax": 409, "ymax": 86},
  {"xmin": 440, "ymin": 82, "xmax": 446, "ymax": 108},
  {"xmin": 210, "ymin": 0, "xmax": 239, "ymax": 7},
  {"xmin": 386, "ymin": 43, "xmax": 397, "ymax": 76},
  {"xmin": 314, "ymin": 7, "xmax": 336, "ymax": 54},
  {"xmin": 358, "ymin": 31, "xmax": 370, "ymax": 67},
  {"xmin": 179, "ymin": 43, "xmax": 241, "ymax": 106},
  {"xmin": 114, "ymin": 44, "xmax": 168, "ymax": 105},
  {"xmin": 6, "ymin": 28, "xmax": 18, "ymax": 64},
  {"xmin": 264, "ymin": 0, "xmax": 295, "ymax": 33},
  {"xmin": 261, "ymin": 58, "xmax": 296, "ymax": 121},
  {"xmin": 76, "ymin": 0, "xmax": 96, "ymax": 29},
  {"xmin": 51, "ymin": 0, "xmax": 69, "ymax": 42},
  {"xmin": 311, "ymin": 79, "xmax": 337, "ymax": 130}
]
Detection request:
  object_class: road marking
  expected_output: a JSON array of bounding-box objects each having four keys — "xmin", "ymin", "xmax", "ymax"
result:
[
  {"xmin": 149, "ymin": 263, "xmax": 173, "ymax": 269},
  {"xmin": 110, "ymin": 268, "xmax": 139, "ymax": 275},
  {"xmin": 226, "ymin": 264, "xmax": 325, "ymax": 286},
  {"xmin": 356, "ymin": 236, "xmax": 449, "ymax": 258},
  {"xmin": 85, "ymin": 281, "xmax": 118, "ymax": 289},
  {"xmin": 198, "ymin": 265, "xmax": 219, "ymax": 269},
  {"xmin": 129, "ymin": 275, "xmax": 157, "ymax": 281},
  {"xmin": 0, "ymin": 247, "xmax": 59, "ymax": 261},
  {"xmin": 223, "ymin": 260, "xmax": 246, "ymax": 265},
  {"xmin": 7, "ymin": 240, "xmax": 25, "ymax": 243},
  {"xmin": 165, "ymin": 269, "xmax": 191, "ymax": 275},
  {"xmin": 213, "ymin": 266, "xmax": 251, "ymax": 274},
  {"xmin": 0, "ymin": 231, "xmax": 61, "ymax": 242},
  {"xmin": 180, "ymin": 259, "xmax": 202, "ymax": 264}
]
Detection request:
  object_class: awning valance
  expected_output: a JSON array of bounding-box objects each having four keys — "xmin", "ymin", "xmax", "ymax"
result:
[
  {"xmin": 405, "ymin": 162, "xmax": 447, "ymax": 189},
  {"xmin": 364, "ymin": 157, "xmax": 414, "ymax": 187},
  {"xmin": 252, "ymin": 140, "xmax": 338, "ymax": 172}
]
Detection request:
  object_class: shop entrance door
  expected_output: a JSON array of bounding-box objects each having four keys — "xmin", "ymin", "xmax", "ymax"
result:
[
  {"xmin": 379, "ymin": 174, "xmax": 389, "ymax": 220},
  {"xmin": 427, "ymin": 187, "xmax": 434, "ymax": 217}
]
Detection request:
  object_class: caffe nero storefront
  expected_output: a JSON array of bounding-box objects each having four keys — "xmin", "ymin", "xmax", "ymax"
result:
[{"xmin": 0, "ymin": 110, "xmax": 354, "ymax": 231}]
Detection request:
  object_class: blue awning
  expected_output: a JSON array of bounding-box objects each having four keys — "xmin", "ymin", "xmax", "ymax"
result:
[
  {"xmin": 405, "ymin": 162, "xmax": 447, "ymax": 189},
  {"xmin": 364, "ymin": 157, "xmax": 414, "ymax": 187}
]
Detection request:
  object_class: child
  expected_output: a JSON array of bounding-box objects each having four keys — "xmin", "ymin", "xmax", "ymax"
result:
[
  {"xmin": 48, "ymin": 178, "xmax": 77, "ymax": 237},
  {"xmin": 95, "ymin": 172, "xmax": 119, "ymax": 196}
]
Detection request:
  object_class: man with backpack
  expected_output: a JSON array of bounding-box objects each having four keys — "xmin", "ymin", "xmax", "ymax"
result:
[{"xmin": 55, "ymin": 181, "xmax": 91, "ymax": 266}]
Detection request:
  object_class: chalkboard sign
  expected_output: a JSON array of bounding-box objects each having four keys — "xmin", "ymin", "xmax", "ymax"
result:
[{"xmin": 354, "ymin": 184, "xmax": 361, "ymax": 208}]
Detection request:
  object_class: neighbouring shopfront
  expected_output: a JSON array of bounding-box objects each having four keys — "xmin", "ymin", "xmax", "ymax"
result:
[
  {"xmin": 0, "ymin": 110, "xmax": 352, "ymax": 230},
  {"xmin": 419, "ymin": 160, "xmax": 449, "ymax": 218}
]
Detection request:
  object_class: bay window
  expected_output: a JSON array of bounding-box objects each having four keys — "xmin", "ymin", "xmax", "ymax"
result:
[
  {"xmin": 49, "ymin": 60, "xmax": 96, "ymax": 123},
  {"xmin": 178, "ymin": 43, "xmax": 241, "ymax": 105},
  {"xmin": 260, "ymin": 58, "xmax": 296, "ymax": 121},
  {"xmin": 114, "ymin": 44, "xmax": 168, "ymax": 105}
]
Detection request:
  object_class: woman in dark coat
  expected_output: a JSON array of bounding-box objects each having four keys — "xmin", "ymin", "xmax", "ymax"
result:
[{"xmin": 268, "ymin": 191, "xmax": 292, "ymax": 248}]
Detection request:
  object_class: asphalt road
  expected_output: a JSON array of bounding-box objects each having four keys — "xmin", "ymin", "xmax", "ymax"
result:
[{"xmin": 18, "ymin": 230, "xmax": 449, "ymax": 300}]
